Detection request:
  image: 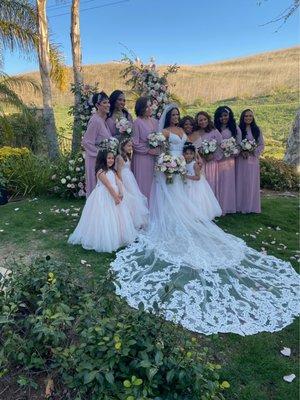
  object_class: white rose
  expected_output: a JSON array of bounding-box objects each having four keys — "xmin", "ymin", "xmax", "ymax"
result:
[
  {"xmin": 61, "ymin": 178, "xmax": 66, "ymax": 184},
  {"xmin": 245, "ymin": 143, "xmax": 251, "ymax": 150},
  {"xmin": 75, "ymin": 167, "xmax": 81, "ymax": 172},
  {"xmin": 66, "ymin": 175, "xmax": 71, "ymax": 180}
]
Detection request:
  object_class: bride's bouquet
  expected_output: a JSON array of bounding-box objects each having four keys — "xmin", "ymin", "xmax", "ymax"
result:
[
  {"xmin": 116, "ymin": 116, "xmax": 132, "ymax": 136},
  {"xmin": 220, "ymin": 137, "xmax": 239, "ymax": 158},
  {"xmin": 155, "ymin": 153, "xmax": 186, "ymax": 184},
  {"xmin": 240, "ymin": 138, "xmax": 257, "ymax": 154},
  {"xmin": 199, "ymin": 139, "xmax": 218, "ymax": 160},
  {"xmin": 148, "ymin": 132, "xmax": 166, "ymax": 148},
  {"xmin": 97, "ymin": 137, "xmax": 119, "ymax": 155}
]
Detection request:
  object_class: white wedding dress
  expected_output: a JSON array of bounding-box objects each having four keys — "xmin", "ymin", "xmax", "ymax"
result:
[{"xmin": 111, "ymin": 131, "xmax": 299, "ymax": 336}]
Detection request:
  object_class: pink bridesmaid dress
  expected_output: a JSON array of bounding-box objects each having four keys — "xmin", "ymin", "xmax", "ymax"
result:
[
  {"xmin": 81, "ymin": 113, "xmax": 111, "ymax": 197},
  {"xmin": 235, "ymin": 127, "xmax": 264, "ymax": 213},
  {"xmin": 132, "ymin": 117, "xmax": 158, "ymax": 202},
  {"xmin": 106, "ymin": 112, "xmax": 133, "ymax": 136},
  {"xmin": 193, "ymin": 129, "xmax": 223, "ymax": 197},
  {"xmin": 218, "ymin": 126, "xmax": 242, "ymax": 214}
]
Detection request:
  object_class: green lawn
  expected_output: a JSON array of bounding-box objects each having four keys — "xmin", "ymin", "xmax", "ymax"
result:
[
  {"xmin": 0, "ymin": 194, "xmax": 299, "ymax": 400},
  {"xmin": 54, "ymin": 92, "xmax": 298, "ymax": 159}
]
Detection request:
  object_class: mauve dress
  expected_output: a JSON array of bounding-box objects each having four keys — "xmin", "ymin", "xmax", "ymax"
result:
[
  {"xmin": 132, "ymin": 117, "xmax": 158, "ymax": 202},
  {"xmin": 193, "ymin": 129, "xmax": 223, "ymax": 198},
  {"xmin": 106, "ymin": 112, "xmax": 133, "ymax": 136},
  {"xmin": 235, "ymin": 127, "xmax": 265, "ymax": 213},
  {"xmin": 81, "ymin": 113, "xmax": 111, "ymax": 197},
  {"xmin": 218, "ymin": 126, "xmax": 242, "ymax": 215}
]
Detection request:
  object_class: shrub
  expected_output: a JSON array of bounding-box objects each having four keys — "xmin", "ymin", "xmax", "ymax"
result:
[
  {"xmin": 50, "ymin": 152, "xmax": 86, "ymax": 198},
  {"xmin": 260, "ymin": 157, "xmax": 299, "ymax": 191},
  {"xmin": 0, "ymin": 109, "xmax": 45, "ymax": 153},
  {"xmin": 0, "ymin": 257, "xmax": 226, "ymax": 400},
  {"xmin": 0, "ymin": 148, "xmax": 52, "ymax": 197}
]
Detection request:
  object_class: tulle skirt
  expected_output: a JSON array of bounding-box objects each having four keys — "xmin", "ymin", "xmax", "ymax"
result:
[
  {"xmin": 111, "ymin": 172, "xmax": 299, "ymax": 336},
  {"xmin": 121, "ymin": 168, "xmax": 149, "ymax": 229},
  {"xmin": 68, "ymin": 184, "xmax": 138, "ymax": 253},
  {"xmin": 185, "ymin": 175, "xmax": 222, "ymax": 220}
]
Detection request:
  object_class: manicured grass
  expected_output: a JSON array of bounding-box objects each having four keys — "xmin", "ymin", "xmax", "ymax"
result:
[{"xmin": 0, "ymin": 194, "xmax": 299, "ymax": 400}]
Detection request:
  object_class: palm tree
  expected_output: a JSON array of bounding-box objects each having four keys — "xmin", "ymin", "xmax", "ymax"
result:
[
  {"xmin": 70, "ymin": 0, "xmax": 84, "ymax": 154},
  {"xmin": 0, "ymin": 0, "xmax": 66, "ymax": 158}
]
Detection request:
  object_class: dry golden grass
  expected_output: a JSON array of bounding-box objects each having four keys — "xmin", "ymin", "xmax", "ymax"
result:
[{"xmin": 17, "ymin": 46, "xmax": 299, "ymax": 107}]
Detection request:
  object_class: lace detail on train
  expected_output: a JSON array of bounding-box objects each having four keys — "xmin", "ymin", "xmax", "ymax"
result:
[{"xmin": 110, "ymin": 132, "xmax": 299, "ymax": 336}]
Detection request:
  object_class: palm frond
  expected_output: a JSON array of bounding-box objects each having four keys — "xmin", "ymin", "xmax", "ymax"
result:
[{"xmin": 49, "ymin": 43, "xmax": 69, "ymax": 91}]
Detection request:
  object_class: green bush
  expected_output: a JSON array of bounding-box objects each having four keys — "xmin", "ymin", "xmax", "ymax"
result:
[
  {"xmin": 260, "ymin": 157, "xmax": 299, "ymax": 191},
  {"xmin": 50, "ymin": 151, "xmax": 86, "ymax": 198},
  {"xmin": 0, "ymin": 109, "xmax": 45, "ymax": 153},
  {"xmin": 0, "ymin": 258, "xmax": 227, "ymax": 400},
  {"xmin": 0, "ymin": 150, "xmax": 53, "ymax": 197}
]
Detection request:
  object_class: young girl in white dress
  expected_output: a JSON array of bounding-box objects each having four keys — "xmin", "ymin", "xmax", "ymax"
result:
[
  {"xmin": 183, "ymin": 142, "xmax": 222, "ymax": 220},
  {"xmin": 115, "ymin": 137, "xmax": 149, "ymax": 229},
  {"xmin": 68, "ymin": 150, "xmax": 138, "ymax": 253}
]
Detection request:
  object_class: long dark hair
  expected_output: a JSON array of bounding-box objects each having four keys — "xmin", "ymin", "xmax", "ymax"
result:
[
  {"xmin": 108, "ymin": 90, "xmax": 129, "ymax": 119},
  {"xmin": 135, "ymin": 96, "xmax": 148, "ymax": 117},
  {"xmin": 119, "ymin": 137, "xmax": 132, "ymax": 162},
  {"xmin": 194, "ymin": 111, "xmax": 214, "ymax": 132},
  {"xmin": 239, "ymin": 109, "xmax": 261, "ymax": 142},
  {"xmin": 95, "ymin": 150, "xmax": 115, "ymax": 175},
  {"xmin": 164, "ymin": 107, "xmax": 180, "ymax": 128},
  {"xmin": 214, "ymin": 106, "xmax": 237, "ymax": 137}
]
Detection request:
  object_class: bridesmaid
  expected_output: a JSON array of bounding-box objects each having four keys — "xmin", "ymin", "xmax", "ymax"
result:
[
  {"xmin": 179, "ymin": 115, "xmax": 195, "ymax": 138},
  {"xmin": 236, "ymin": 109, "xmax": 264, "ymax": 213},
  {"xmin": 189, "ymin": 111, "xmax": 222, "ymax": 197},
  {"xmin": 82, "ymin": 92, "xmax": 111, "ymax": 197},
  {"xmin": 106, "ymin": 90, "xmax": 133, "ymax": 136},
  {"xmin": 132, "ymin": 97, "xmax": 159, "ymax": 202},
  {"xmin": 214, "ymin": 106, "xmax": 241, "ymax": 215}
]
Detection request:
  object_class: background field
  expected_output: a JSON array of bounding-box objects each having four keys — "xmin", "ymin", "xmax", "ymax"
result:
[{"xmin": 17, "ymin": 46, "xmax": 299, "ymax": 159}]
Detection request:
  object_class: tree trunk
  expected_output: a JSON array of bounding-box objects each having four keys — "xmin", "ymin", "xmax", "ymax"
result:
[
  {"xmin": 284, "ymin": 109, "xmax": 300, "ymax": 171},
  {"xmin": 36, "ymin": 0, "xmax": 59, "ymax": 159},
  {"xmin": 71, "ymin": 0, "xmax": 84, "ymax": 154}
]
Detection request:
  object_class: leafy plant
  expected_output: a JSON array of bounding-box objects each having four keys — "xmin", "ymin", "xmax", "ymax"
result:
[
  {"xmin": 260, "ymin": 157, "xmax": 298, "ymax": 191},
  {"xmin": 0, "ymin": 257, "xmax": 227, "ymax": 400}
]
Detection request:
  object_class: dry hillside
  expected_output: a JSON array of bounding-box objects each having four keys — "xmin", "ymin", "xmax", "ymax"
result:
[{"xmin": 18, "ymin": 46, "xmax": 299, "ymax": 106}]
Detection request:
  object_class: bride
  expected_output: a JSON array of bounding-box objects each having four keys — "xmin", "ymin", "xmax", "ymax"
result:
[{"xmin": 111, "ymin": 103, "xmax": 299, "ymax": 336}]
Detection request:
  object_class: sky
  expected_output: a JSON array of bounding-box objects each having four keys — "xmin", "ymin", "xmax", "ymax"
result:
[{"xmin": 4, "ymin": 0, "xmax": 300, "ymax": 75}]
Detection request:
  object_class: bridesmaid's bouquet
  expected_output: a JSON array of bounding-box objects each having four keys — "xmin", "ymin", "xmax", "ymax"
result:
[
  {"xmin": 240, "ymin": 138, "xmax": 257, "ymax": 154},
  {"xmin": 220, "ymin": 137, "xmax": 239, "ymax": 158},
  {"xmin": 155, "ymin": 153, "xmax": 186, "ymax": 184},
  {"xmin": 199, "ymin": 139, "xmax": 217, "ymax": 160},
  {"xmin": 97, "ymin": 137, "xmax": 119, "ymax": 155},
  {"xmin": 148, "ymin": 132, "xmax": 166, "ymax": 148},
  {"xmin": 116, "ymin": 116, "xmax": 132, "ymax": 136}
]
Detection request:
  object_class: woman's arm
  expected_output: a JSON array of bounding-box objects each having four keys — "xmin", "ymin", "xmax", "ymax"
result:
[
  {"xmin": 254, "ymin": 130, "xmax": 265, "ymax": 157},
  {"xmin": 132, "ymin": 120, "xmax": 150, "ymax": 155},
  {"xmin": 82, "ymin": 117, "xmax": 100, "ymax": 158},
  {"xmin": 97, "ymin": 171, "xmax": 121, "ymax": 204},
  {"xmin": 213, "ymin": 130, "xmax": 223, "ymax": 161},
  {"xmin": 115, "ymin": 174, "xmax": 124, "ymax": 198}
]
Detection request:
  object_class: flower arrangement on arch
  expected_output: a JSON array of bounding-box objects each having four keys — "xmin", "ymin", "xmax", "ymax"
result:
[{"xmin": 122, "ymin": 55, "xmax": 179, "ymax": 119}]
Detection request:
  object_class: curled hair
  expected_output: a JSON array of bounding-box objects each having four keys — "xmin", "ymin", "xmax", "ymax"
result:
[
  {"xmin": 95, "ymin": 149, "xmax": 115, "ymax": 175},
  {"xmin": 119, "ymin": 136, "xmax": 132, "ymax": 162},
  {"xmin": 108, "ymin": 90, "xmax": 129, "ymax": 119},
  {"xmin": 179, "ymin": 115, "xmax": 195, "ymax": 133},
  {"xmin": 195, "ymin": 111, "xmax": 214, "ymax": 132},
  {"xmin": 164, "ymin": 107, "xmax": 180, "ymax": 129},
  {"xmin": 214, "ymin": 106, "xmax": 237, "ymax": 137},
  {"xmin": 239, "ymin": 109, "xmax": 261, "ymax": 142},
  {"xmin": 135, "ymin": 96, "xmax": 148, "ymax": 117},
  {"xmin": 183, "ymin": 141, "xmax": 196, "ymax": 154}
]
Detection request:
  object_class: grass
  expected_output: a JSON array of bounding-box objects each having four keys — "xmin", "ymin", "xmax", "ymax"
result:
[{"xmin": 0, "ymin": 193, "xmax": 299, "ymax": 399}]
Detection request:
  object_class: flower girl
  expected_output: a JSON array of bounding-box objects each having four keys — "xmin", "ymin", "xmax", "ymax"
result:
[
  {"xmin": 115, "ymin": 137, "xmax": 149, "ymax": 229},
  {"xmin": 183, "ymin": 142, "xmax": 222, "ymax": 220},
  {"xmin": 68, "ymin": 149, "xmax": 138, "ymax": 253}
]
